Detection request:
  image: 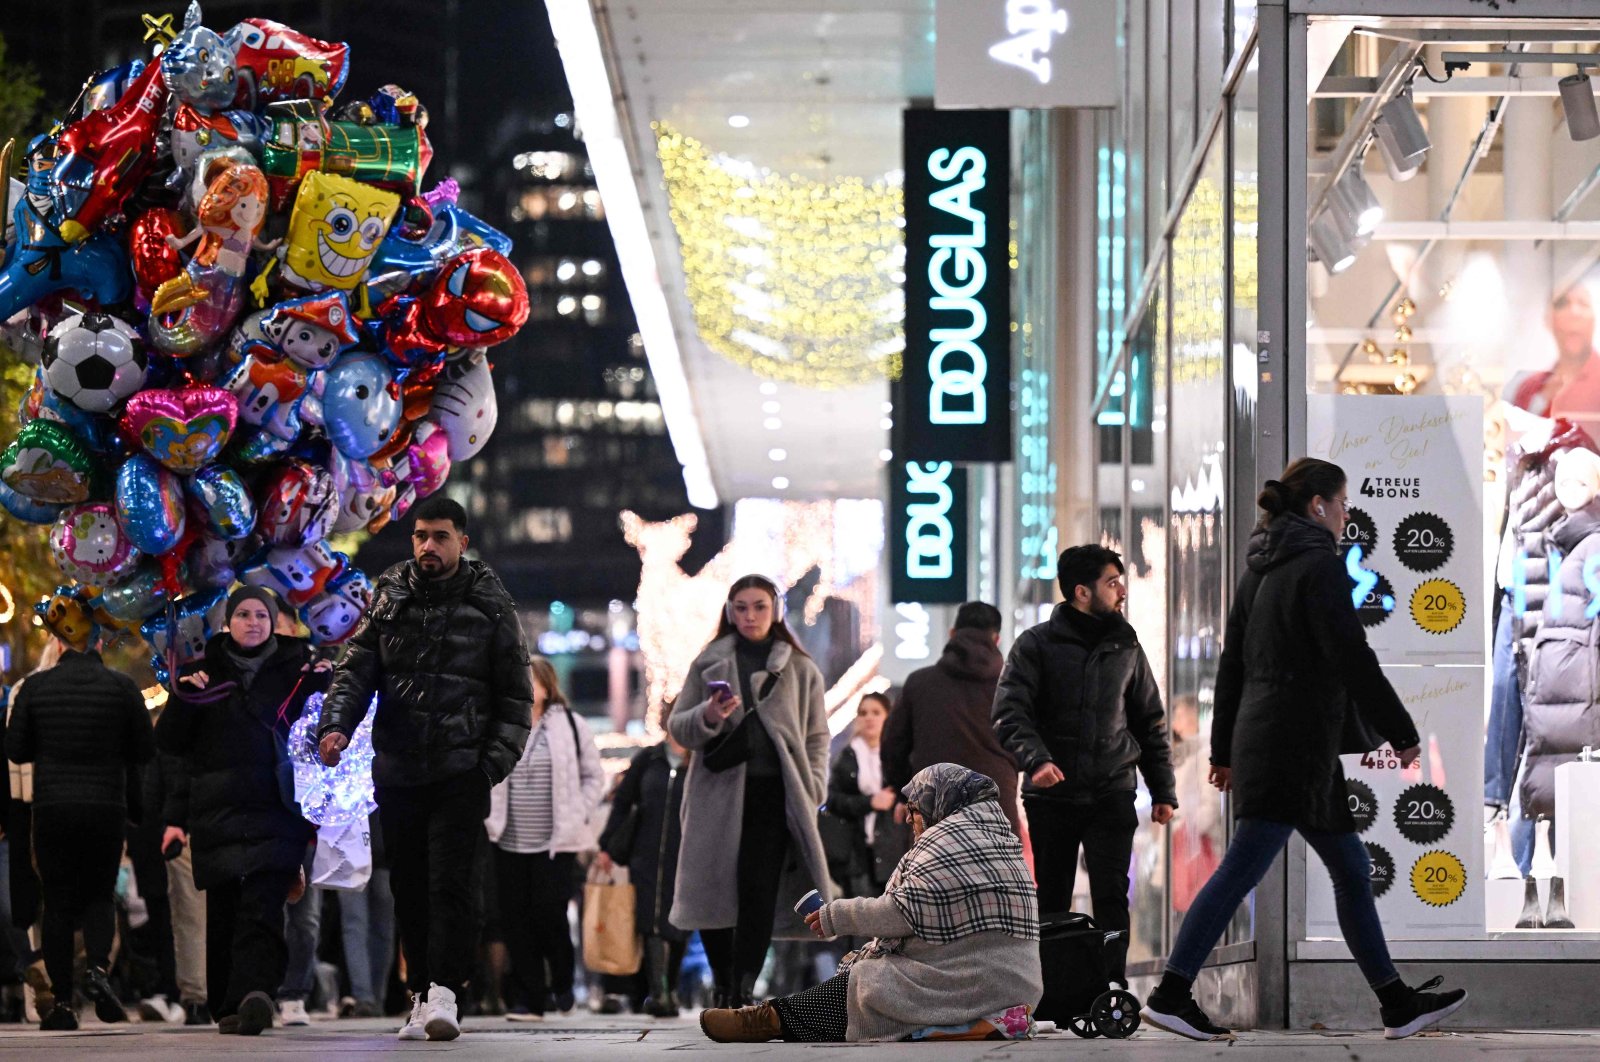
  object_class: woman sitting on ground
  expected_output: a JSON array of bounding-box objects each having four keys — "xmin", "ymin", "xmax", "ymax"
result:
[{"xmin": 699, "ymin": 763, "xmax": 1042, "ymax": 1043}]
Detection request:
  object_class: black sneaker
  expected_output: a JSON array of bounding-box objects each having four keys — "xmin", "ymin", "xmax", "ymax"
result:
[
  {"xmin": 40, "ymin": 1004, "xmax": 79, "ymax": 1032},
  {"xmin": 83, "ymin": 967, "xmax": 127, "ymax": 1024},
  {"xmin": 1141, "ymin": 988, "xmax": 1234, "ymax": 1041},
  {"xmin": 236, "ymin": 991, "xmax": 274, "ymax": 1036},
  {"xmin": 184, "ymin": 1000, "xmax": 213, "ymax": 1026},
  {"xmin": 1381, "ymin": 982, "xmax": 1468, "ymax": 1040},
  {"xmin": 217, "ymin": 1014, "xmax": 241, "ymax": 1035}
]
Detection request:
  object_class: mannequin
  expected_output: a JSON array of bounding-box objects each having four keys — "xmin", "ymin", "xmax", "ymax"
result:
[{"xmin": 1517, "ymin": 447, "xmax": 1600, "ymax": 928}]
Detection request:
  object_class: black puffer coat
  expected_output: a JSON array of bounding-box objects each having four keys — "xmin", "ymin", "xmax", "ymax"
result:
[
  {"xmin": 991, "ymin": 606, "xmax": 1178, "ymax": 807},
  {"xmin": 824, "ymin": 743, "xmax": 912, "ymax": 894},
  {"xmin": 320, "ymin": 559, "xmax": 534, "ymax": 789},
  {"xmin": 1212, "ymin": 515, "xmax": 1420, "ymax": 833},
  {"xmin": 5, "ymin": 649, "xmax": 153, "ymax": 811},
  {"xmin": 157, "ymin": 635, "xmax": 325, "ymax": 890},
  {"xmin": 1523, "ymin": 501, "xmax": 1600, "ymax": 817},
  {"xmin": 599, "ymin": 743, "xmax": 687, "ymax": 940}
]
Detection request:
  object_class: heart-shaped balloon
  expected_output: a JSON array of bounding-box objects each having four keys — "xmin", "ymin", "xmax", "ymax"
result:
[
  {"xmin": 115, "ymin": 453, "xmax": 188, "ymax": 555},
  {"xmin": 121, "ymin": 386, "xmax": 238, "ymax": 473},
  {"xmin": 50, "ymin": 502, "xmax": 143, "ymax": 585},
  {"xmin": 0, "ymin": 418, "xmax": 102, "ymax": 504},
  {"xmin": 187, "ymin": 463, "xmax": 257, "ymax": 540}
]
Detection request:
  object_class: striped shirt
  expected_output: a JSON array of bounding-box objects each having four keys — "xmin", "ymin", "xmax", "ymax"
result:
[{"xmin": 498, "ymin": 718, "xmax": 554, "ymax": 853}]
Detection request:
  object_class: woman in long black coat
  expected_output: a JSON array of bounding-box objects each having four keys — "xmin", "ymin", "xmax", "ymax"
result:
[
  {"xmin": 597, "ymin": 738, "xmax": 688, "ymax": 1017},
  {"xmin": 156, "ymin": 587, "xmax": 329, "ymax": 1036},
  {"xmin": 1140, "ymin": 458, "xmax": 1467, "ymax": 1043}
]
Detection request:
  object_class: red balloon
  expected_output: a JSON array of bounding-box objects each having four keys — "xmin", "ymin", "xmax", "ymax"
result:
[
  {"xmin": 54, "ymin": 61, "xmax": 169, "ymax": 242},
  {"xmin": 129, "ymin": 208, "xmax": 186, "ymax": 308}
]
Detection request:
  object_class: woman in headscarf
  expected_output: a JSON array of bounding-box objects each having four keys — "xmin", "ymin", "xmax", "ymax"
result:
[{"xmin": 698, "ymin": 763, "xmax": 1042, "ymax": 1044}]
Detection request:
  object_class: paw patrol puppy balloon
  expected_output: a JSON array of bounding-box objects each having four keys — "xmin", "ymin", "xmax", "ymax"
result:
[{"xmin": 241, "ymin": 539, "xmax": 341, "ymax": 606}]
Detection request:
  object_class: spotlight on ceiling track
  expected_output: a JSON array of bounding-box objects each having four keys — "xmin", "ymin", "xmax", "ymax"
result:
[
  {"xmin": 1331, "ymin": 163, "xmax": 1384, "ymax": 238},
  {"xmin": 1559, "ymin": 72, "xmax": 1600, "ymax": 142},
  {"xmin": 1310, "ymin": 211, "xmax": 1359, "ymax": 275},
  {"xmin": 1375, "ymin": 87, "xmax": 1429, "ymax": 182}
]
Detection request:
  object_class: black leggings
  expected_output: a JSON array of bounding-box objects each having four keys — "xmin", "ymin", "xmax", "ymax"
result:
[
  {"xmin": 494, "ymin": 849, "xmax": 577, "ymax": 1010},
  {"xmin": 33, "ymin": 805, "xmax": 123, "ymax": 998},
  {"xmin": 700, "ymin": 775, "xmax": 788, "ymax": 998},
  {"xmin": 771, "ymin": 972, "xmax": 849, "ymax": 1042}
]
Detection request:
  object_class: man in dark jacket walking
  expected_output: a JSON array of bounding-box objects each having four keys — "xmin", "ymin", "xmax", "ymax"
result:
[
  {"xmin": 882, "ymin": 601, "xmax": 1021, "ymax": 837},
  {"xmin": 6, "ymin": 593, "xmax": 153, "ymax": 1030},
  {"xmin": 318, "ymin": 496, "xmax": 534, "ymax": 1042},
  {"xmin": 992, "ymin": 545, "xmax": 1177, "ymax": 985}
]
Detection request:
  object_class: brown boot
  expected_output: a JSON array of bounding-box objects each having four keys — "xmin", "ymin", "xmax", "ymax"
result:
[{"xmin": 699, "ymin": 1003, "xmax": 782, "ymax": 1043}]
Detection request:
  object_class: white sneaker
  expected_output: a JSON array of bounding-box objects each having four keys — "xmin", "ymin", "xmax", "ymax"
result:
[
  {"xmin": 279, "ymin": 998, "xmax": 311, "ymax": 1026},
  {"xmin": 398, "ymin": 992, "xmax": 428, "ymax": 1041},
  {"xmin": 423, "ymin": 984, "xmax": 460, "ymax": 1042},
  {"xmin": 138, "ymin": 995, "xmax": 183, "ymax": 1023}
]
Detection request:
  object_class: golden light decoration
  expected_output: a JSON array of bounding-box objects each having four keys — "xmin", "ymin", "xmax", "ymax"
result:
[{"xmin": 654, "ymin": 124, "xmax": 904, "ymax": 389}]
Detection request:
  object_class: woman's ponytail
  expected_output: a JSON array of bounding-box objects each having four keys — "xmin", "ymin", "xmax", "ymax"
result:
[{"xmin": 1258, "ymin": 458, "xmax": 1346, "ymax": 524}]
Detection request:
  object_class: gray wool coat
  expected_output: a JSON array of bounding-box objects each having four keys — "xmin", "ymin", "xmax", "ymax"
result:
[
  {"xmin": 819, "ymin": 895, "xmax": 1043, "ymax": 1042},
  {"xmin": 667, "ymin": 636, "xmax": 833, "ymax": 937}
]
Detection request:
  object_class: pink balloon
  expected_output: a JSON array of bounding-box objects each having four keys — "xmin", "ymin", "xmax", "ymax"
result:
[
  {"xmin": 120, "ymin": 386, "xmax": 238, "ymax": 473},
  {"xmin": 50, "ymin": 502, "xmax": 142, "ymax": 585}
]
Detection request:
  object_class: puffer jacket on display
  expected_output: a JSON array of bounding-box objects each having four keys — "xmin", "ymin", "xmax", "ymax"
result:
[
  {"xmin": 4, "ymin": 649, "xmax": 153, "ymax": 811},
  {"xmin": 1522, "ymin": 501, "xmax": 1600, "ymax": 818},
  {"xmin": 1212, "ymin": 515, "xmax": 1420, "ymax": 833},
  {"xmin": 320, "ymin": 559, "xmax": 535, "ymax": 789},
  {"xmin": 990, "ymin": 605, "xmax": 1178, "ymax": 808},
  {"xmin": 1501, "ymin": 420, "xmax": 1597, "ymax": 659}
]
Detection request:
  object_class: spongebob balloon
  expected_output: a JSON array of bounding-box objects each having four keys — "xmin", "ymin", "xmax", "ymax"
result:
[{"xmin": 278, "ymin": 171, "xmax": 399, "ymax": 293}]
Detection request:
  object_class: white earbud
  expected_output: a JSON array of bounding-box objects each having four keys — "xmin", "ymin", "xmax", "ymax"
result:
[{"xmin": 1316, "ymin": 505, "xmax": 1327, "ymax": 517}]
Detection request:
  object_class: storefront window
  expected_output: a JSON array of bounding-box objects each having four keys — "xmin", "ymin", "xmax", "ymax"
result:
[
  {"xmin": 1302, "ymin": 17, "xmax": 1600, "ymax": 941},
  {"xmin": 1231, "ymin": 2, "xmax": 1258, "ymax": 60},
  {"xmin": 1125, "ymin": 278, "xmax": 1170, "ymax": 966},
  {"xmin": 1167, "ymin": 135, "xmax": 1228, "ymax": 941}
]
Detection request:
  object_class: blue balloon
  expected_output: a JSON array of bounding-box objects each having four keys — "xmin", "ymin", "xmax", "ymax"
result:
[
  {"xmin": 0, "ymin": 478, "xmax": 64, "ymax": 524},
  {"xmin": 93, "ymin": 562, "xmax": 177, "ymax": 624},
  {"xmin": 141, "ymin": 588, "xmax": 226, "ymax": 687},
  {"xmin": 316, "ymin": 352, "xmax": 400, "ymax": 459},
  {"xmin": 187, "ymin": 463, "xmax": 256, "ymax": 540},
  {"xmin": 115, "ymin": 453, "xmax": 187, "ymax": 554}
]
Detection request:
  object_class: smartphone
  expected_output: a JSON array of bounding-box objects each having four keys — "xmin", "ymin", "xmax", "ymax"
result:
[
  {"xmin": 706, "ymin": 680, "xmax": 734, "ymax": 701},
  {"xmin": 162, "ymin": 837, "xmax": 185, "ymax": 861}
]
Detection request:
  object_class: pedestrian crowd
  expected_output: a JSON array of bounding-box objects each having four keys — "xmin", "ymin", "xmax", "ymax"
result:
[{"xmin": 0, "ymin": 463, "xmax": 1470, "ymax": 1043}]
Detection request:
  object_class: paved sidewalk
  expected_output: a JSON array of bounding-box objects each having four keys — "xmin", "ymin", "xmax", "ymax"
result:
[{"xmin": 0, "ymin": 1013, "xmax": 1593, "ymax": 1060}]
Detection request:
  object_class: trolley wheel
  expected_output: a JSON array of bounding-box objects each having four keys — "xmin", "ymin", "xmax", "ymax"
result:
[
  {"xmin": 1067, "ymin": 1012, "xmax": 1100, "ymax": 1038},
  {"xmin": 1090, "ymin": 989, "xmax": 1142, "ymax": 1039}
]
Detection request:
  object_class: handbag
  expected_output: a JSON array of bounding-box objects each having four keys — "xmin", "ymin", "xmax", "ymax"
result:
[
  {"xmin": 701, "ymin": 671, "xmax": 781, "ymax": 773},
  {"xmin": 582, "ymin": 864, "xmax": 642, "ymax": 975}
]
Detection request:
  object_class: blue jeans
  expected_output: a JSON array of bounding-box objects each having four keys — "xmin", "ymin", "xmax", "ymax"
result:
[
  {"xmin": 338, "ymin": 868, "xmax": 395, "ymax": 1008},
  {"xmin": 1485, "ymin": 593, "xmax": 1524, "ymax": 809},
  {"xmin": 1167, "ymin": 819, "xmax": 1398, "ymax": 990},
  {"xmin": 279, "ymin": 847, "xmax": 322, "ymax": 1003}
]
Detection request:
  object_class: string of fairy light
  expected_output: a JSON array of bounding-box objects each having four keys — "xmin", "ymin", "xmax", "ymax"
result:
[{"xmin": 654, "ymin": 124, "xmax": 905, "ymax": 388}]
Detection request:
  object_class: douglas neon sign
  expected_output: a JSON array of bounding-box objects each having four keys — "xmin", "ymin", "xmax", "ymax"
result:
[
  {"xmin": 901, "ymin": 109, "xmax": 1011, "ymax": 464},
  {"xmin": 889, "ymin": 459, "xmax": 969, "ymax": 604}
]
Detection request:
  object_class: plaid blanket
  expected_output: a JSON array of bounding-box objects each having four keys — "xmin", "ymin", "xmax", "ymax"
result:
[{"xmin": 866, "ymin": 764, "xmax": 1038, "ymax": 948}]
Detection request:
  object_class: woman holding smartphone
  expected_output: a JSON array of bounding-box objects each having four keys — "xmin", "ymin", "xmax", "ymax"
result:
[{"xmin": 668, "ymin": 575, "xmax": 831, "ymax": 1007}]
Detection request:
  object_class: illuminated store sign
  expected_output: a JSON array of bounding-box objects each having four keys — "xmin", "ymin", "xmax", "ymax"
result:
[
  {"xmin": 889, "ymin": 459, "xmax": 969, "ymax": 604},
  {"xmin": 934, "ymin": 0, "xmax": 1119, "ymax": 110},
  {"xmin": 902, "ymin": 108, "xmax": 1011, "ymax": 463}
]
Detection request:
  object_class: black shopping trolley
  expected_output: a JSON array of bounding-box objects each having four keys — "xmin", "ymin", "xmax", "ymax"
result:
[{"xmin": 1034, "ymin": 912, "xmax": 1141, "ymax": 1039}]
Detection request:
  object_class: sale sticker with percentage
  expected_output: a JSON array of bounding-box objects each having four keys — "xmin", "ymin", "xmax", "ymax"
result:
[
  {"xmin": 1394, "ymin": 783, "xmax": 1454, "ymax": 844},
  {"xmin": 1368, "ymin": 842, "xmax": 1396, "ymax": 899},
  {"xmin": 1410, "ymin": 850, "xmax": 1466, "ymax": 907},
  {"xmin": 1347, "ymin": 778, "xmax": 1378, "ymax": 834},
  {"xmin": 1410, "ymin": 578, "xmax": 1466, "ymax": 635},
  {"xmin": 1393, "ymin": 512, "xmax": 1453, "ymax": 573}
]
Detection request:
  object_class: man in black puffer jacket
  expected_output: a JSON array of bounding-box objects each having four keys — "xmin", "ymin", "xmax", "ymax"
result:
[
  {"xmin": 6, "ymin": 592, "xmax": 153, "ymax": 1031},
  {"xmin": 991, "ymin": 545, "xmax": 1177, "ymax": 986},
  {"xmin": 318, "ymin": 496, "xmax": 533, "ymax": 1041}
]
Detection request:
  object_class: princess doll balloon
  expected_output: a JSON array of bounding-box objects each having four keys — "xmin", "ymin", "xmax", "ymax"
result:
[{"xmin": 147, "ymin": 153, "xmax": 278, "ymax": 356}]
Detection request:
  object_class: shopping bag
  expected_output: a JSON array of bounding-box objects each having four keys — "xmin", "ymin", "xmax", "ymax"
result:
[
  {"xmin": 582, "ymin": 865, "xmax": 642, "ymax": 975},
  {"xmin": 310, "ymin": 818, "xmax": 373, "ymax": 892}
]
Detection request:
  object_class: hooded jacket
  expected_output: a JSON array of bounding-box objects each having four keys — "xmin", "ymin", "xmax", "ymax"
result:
[
  {"xmin": 1212, "ymin": 514, "xmax": 1419, "ymax": 832},
  {"xmin": 882, "ymin": 628, "xmax": 1020, "ymax": 834},
  {"xmin": 991, "ymin": 606, "xmax": 1177, "ymax": 808},
  {"xmin": 1501, "ymin": 420, "xmax": 1596, "ymax": 657},
  {"xmin": 1522, "ymin": 501, "xmax": 1600, "ymax": 818},
  {"xmin": 319, "ymin": 559, "xmax": 535, "ymax": 789},
  {"xmin": 5, "ymin": 649, "xmax": 153, "ymax": 811},
  {"xmin": 156, "ymin": 634, "xmax": 325, "ymax": 889}
]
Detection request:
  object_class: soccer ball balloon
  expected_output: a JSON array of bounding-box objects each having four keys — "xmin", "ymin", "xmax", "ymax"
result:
[{"xmin": 42, "ymin": 313, "xmax": 148, "ymax": 414}]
